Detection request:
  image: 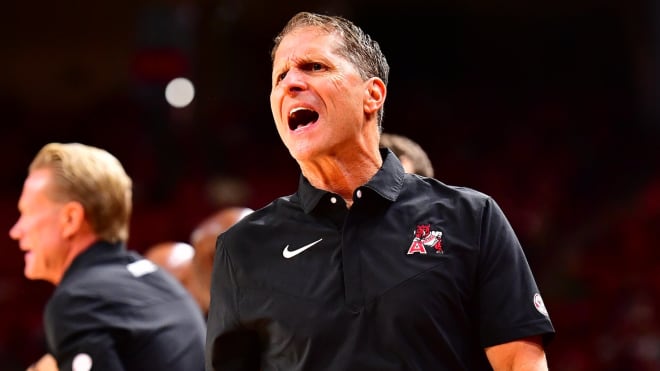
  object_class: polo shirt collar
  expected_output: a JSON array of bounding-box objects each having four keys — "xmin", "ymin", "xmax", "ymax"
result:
[
  {"xmin": 60, "ymin": 240, "xmax": 125, "ymax": 283},
  {"xmin": 297, "ymin": 148, "xmax": 405, "ymax": 213}
]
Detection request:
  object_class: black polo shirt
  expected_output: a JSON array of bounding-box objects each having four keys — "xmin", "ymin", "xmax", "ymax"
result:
[
  {"xmin": 206, "ymin": 149, "xmax": 555, "ymax": 371},
  {"xmin": 46, "ymin": 241, "xmax": 206, "ymax": 371}
]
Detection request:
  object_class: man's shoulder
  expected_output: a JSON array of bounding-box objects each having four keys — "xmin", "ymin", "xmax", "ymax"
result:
[
  {"xmin": 218, "ymin": 194, "xmax": 305, "ymax": 250},
  {"xmin": 229, "ymin": 194, "xmax": 300, "ymax": 228},
  {"xmin": 54, "ymin": 254, "xmax": 179, "ymax": 303},
  {"xmin": 408, "ymin": 175, "xmax": 492, "ymax": 205}
]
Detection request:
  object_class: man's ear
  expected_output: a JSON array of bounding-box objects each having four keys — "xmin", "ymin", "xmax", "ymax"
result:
[
  {"xmin": 60, "ymin": 201, "xmax": 85, "ymax": 239},
  {"xmin": 364, "ymin": 77, "xmax": 386, "ymax": 115}
]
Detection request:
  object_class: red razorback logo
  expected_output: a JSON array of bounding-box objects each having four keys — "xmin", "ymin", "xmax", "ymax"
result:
[{"xmin": 407, "ymin": 224, "xmax": 443, "ymax": 254}]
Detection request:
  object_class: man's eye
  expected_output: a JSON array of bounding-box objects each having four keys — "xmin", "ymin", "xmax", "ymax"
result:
[
  {"xmin": 277, "ymin": 72, "xmax": 287, "ymax": 83},
  {"xmin": 302, "ymin": 63, "xmax": 323, "ymax": 72}
]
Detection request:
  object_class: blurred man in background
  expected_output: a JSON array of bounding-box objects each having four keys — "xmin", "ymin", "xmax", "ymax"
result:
[{"xmin": 10, "ymin": 142, "xmax": 206, "ymax": 371}]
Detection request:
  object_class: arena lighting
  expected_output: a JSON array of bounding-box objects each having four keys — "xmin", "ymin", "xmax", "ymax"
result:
[{"xmin": 165, "ymin": 77, "xmax": 195, "ymax": 108}]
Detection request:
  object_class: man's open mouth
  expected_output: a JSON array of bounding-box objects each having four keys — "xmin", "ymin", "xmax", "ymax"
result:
[{"xmin": 288, "ymin": 108, "xmax": 319, "ymax": 130}]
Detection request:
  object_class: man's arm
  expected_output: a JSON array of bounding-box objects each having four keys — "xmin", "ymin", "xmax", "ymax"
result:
[
  {"xmin": 485, "ymin": 336, "xmax": 548, "ymax": 371},
  {"xmin": 26, "ymin": 353, "xmax": 58, "ymax": 371}
]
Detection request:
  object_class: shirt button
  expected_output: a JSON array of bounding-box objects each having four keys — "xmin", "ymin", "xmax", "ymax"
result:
[
  {"xmin": 330, "ymin": 197, "xmax": 337, "ymax": 204},
  {"xmin": 356, "ymin": 190, "xmax": 362, "ymax": 198}
]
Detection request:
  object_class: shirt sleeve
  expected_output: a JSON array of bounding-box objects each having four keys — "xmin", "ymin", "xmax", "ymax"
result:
[
  {"xmin": 205, "ymin": 234, "xmax": 261, "ymax": 371},
  {"xmin": 45, "ymin": 292, "xmax": 126, "ymax": 371},
  {"xmin": 476, "ymin": 197, "xmax": 555, "ymax": 347}
]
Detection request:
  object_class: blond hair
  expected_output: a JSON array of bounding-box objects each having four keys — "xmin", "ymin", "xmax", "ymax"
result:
[{"xmin": 29, "ymin": 142, "xmax": 133, "ymax": 243}]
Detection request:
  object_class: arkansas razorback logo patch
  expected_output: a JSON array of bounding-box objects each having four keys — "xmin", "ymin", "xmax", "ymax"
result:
[{"xmin": 407, "ymin": 224, "xmax": 443, "ymax": 254}]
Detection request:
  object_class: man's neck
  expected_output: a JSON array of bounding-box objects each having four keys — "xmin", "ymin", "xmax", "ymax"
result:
[
  {"xmin": 299, "ymin": 149, "xmax": 382, "ymax": 206},
  {"xmin": 52, "ymin": 233, "xmax": 100, "ymax": 285}
]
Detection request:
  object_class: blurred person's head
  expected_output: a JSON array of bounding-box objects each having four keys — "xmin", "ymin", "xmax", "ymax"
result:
[
  {"xmin": 9, "ymin": 142, "xmax": 132, "ymax": 285},
  {"xmin": 145, "ymin": 241, "xmax": 204, "ymax": 310},
  {"xmin": 145, "ymin": 241, "xmax": 195, "ymax": 284},
  {"xmin": 190, "ymin": 207, "xmax": 253, "ymax": 314},
  {"xmin": 379, "ymin": 133, "xmax": 434, "ymax": 177}
]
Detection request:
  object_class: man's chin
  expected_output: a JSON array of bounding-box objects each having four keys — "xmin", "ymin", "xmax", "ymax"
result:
[
  {"xmin": 289, "ymin": 144, "xmax": 325, "ymax": 163},
  {"xmin": 23, "ymin": 269, "xmax": 35, "ymax": 280},
  {"xmin": 23, "ymin": 266, "xmax": 41, "ymax": 281}
]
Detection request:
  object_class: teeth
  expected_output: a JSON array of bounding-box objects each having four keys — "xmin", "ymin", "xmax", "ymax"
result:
[{"xmin": 289, "ymin": 107, "xmax": 307, "ymax": 116}]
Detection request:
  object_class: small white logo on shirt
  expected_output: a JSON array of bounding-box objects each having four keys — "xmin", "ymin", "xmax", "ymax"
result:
[
  {"xmin": 533, "ymin": 293, "xmax": 549, "ymax": 316},
  {"xmin": 126, "ymin": 259, "xmax": 157, "ymax": 277},
  {"xmin": 72, "ymin": 353, "xmax": 92, "ymax": 371},
  {"xmin": 282, "ymin": 238, "xmax": 323, "ymax": 259}
]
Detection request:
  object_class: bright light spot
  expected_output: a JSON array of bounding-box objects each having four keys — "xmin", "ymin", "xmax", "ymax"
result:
[
  {"xmin": 165, "ymin": 77, "xmax": 195, "ymax": 108},
  {"xmin": 72, "ymin": 353, "xmax": 93, "ymax": 371}
]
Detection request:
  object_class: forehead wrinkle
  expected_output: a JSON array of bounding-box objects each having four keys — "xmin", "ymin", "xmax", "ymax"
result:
[
  {"xmin": 280, "ymin": 48, "xmax": 315, "ymax": 67},
  {"xmin": 275, "ymin": 29, "xmax": 340, "ymax": 67},
  {"xmin": 273, "ymin": 53, "xmax": 298, "ymax": 78},
  {"xmin": 288, "ymin": 54, "xmax": 310, "ymax": 69}
]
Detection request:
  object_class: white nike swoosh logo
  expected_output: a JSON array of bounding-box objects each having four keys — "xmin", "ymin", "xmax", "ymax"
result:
[{"xmin": 282, "ymin": 238, "xmax": 323, "ymax": 259}]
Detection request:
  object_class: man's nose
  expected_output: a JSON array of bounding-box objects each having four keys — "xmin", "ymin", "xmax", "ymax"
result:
[
  {"xmin": 9, "ymin": 220, "xmax": 21, "ymax": 240},
  {"xmin": 281, "ymin": 69, "xmax": 307, "ymax": 91}
]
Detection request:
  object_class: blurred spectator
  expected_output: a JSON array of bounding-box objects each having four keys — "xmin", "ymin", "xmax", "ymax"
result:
[
  {"xmin": 144, "ymin": 241, "xmax": 206, "ymax": 313},
  {"xmin": 144, "ymin": 208, "xmax": 254, "ymax": 317},
  {"xmin": 189, "ymin": 207, "xmax": 254, "ymax": 315},
  {"xmin": 379, "ymin": 132, "xmax": 434, "ymax": 177}
]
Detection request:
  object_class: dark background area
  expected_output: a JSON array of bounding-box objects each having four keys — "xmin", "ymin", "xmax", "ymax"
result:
[{"xmin": 1, "ymin": 1, "xmax": 658, "ymax": 370}]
